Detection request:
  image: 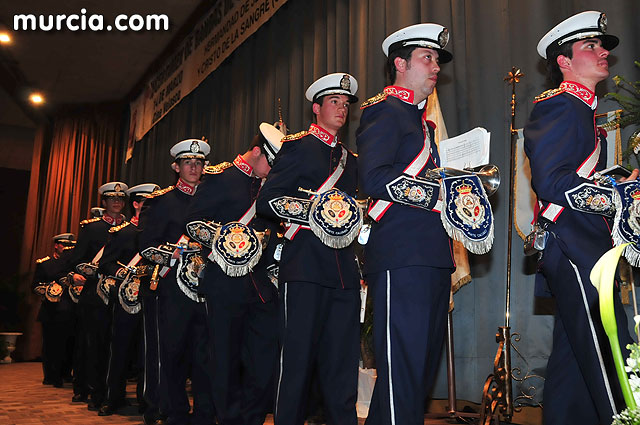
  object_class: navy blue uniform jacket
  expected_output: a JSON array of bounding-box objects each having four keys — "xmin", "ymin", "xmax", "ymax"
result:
[
  {"xmin": 138, "ymin": 182, "xmax": 194, "ymax": 297},
  {"xmin": 524, "ymin": 88, "xmax": 612, "ymax": 270},
  {"xmin": 185, "ymin": 158, "xmax": 278, "ymax": 302},
  {"xmin": 33, "ymin": 250, "xmax": 75, "ymax": 322},
  {"xmin": 356, "ymin": 91, "xmax": 454, "ymax": 274},
  {"xmin": 256, "ymin": 128, "xmax": 359, "ymax": 289},
  {"xmin": 66, "ymin": 216, "xmax": 122, "ymax": 306}
]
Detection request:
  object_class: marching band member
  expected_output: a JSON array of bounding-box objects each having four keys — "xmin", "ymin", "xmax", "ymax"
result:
[
  {"xmin": 32, "ymin": 233, "xmax": 76, "ymax": 388},
  {"xmin": 67, "ymin": 182, "xmax": 128, "ymax": 409},
  {"xmin": 184, "ymin": 124, "xmax": 283, "ymax": 424},
  {"xmin": 524, "ymin": 11, "xmax": 638, "ymax": 425},
  {"xmin": 138, "ymin": 140, "xmax": 214, "ymax": 425},
  {"xmin": 356, "ymin": 23, "xmax": 455, "ymax": 424},
  {"xmin": 257, "ymin": 73, "xmax": 361, "ymax": 425},
  {"xmin": 97, "ymin": 183, "xmax": 158, "ymax": 416}
]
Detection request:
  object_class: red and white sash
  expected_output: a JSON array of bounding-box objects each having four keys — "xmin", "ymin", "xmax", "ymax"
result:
[
  {"xmin": 284, "ymin": 146, "xmax": 348, "ymax": 240},
  {"xmin": 539, "ymin": 84, "xmax": 600, "ymax": 222},
  {"xmin": 368, "ymin": 86, "xmax": 435, "ymax": 221}
]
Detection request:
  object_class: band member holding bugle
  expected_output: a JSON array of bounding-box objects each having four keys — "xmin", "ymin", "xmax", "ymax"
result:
[
  {"xmin": 67, "ymin": 182, "xmax": 128, "ymax": 409},
  {"xmin": 138, "ymin": 139, "xmax": 214, "ymax": 425},
  {"xmin": 184, "ymin": 123, "xmax": 283, "ymax": 424},
  {"xmin": 97, "ymin": 183, "xmax": 158, "ymax": 417},
  {"xmin": 356, "ymin": 23, "xmax": 456, "ymax": 424},
  {"xmin": 257, "ymin": 73, "xmax": 361, "ymax": 425},
  {"xmin": 33, "ymin": 233, "xmax": 76, "ymax": 388},
  {"xmin": 524, "ymin": 11, "xmax": 639, "ymax": 425}
]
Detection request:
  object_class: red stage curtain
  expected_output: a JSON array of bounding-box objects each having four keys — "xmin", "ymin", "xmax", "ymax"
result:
[{"xmin": 18, "ymin": 108, "xmax": 123, "ymax": 360}]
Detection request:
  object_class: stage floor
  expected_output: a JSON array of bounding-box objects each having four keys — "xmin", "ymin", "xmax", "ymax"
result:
[{"xmin": 0, "ymin": 362, "xmax": 542, "ymax": 424}]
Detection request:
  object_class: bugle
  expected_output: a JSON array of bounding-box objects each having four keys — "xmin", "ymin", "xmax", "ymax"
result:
[{"xmin": 424, "ymin": 164, "xmax": 500, "ymax": 196}]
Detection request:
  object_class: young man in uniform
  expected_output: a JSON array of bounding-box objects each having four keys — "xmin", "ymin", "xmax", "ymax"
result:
[
  {"xmin": 257, "ymin": 73, "xmax": 361, "ymax": 425},
  {"xmin": 97, "ymin": 183, "xmax": 159, "ymax": 417},
  {"xmin": 185, "ymin": 123, "xmax": 283, "ymax": 425},
  {"xmin": 525, "ymin": 11, "xmax": 638, "ymax": 424},
  {"xmin": 138, "ymin": 139, "xmax": 214, "ymax": 425},
  {"xmin": 33, "ymin": 233, "xmax": 76, "ymax": 388},
  {"xmin": 356, "ymin": 23, "xmax": 455, "ymax": 424},
  {"xmin": 68, "ymin": 182, "xmax": 128, "ymax": 409}
]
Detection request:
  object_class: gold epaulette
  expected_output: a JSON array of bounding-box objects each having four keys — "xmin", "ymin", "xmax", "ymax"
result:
[
  {"xmin": 63, "ymin": 246, "xmax": 75, "ymax": 251},
  {"xmin": 203, "ymin": 161, "xmax": 233, "ymax": 175},
  {"xmin": 109, "ymin": 221, "xmax": 131, "ymax": 233},
  {"xmin": 80, "ymin": 217, "xmax": 101, "ymax": 227},
  {"xmin": 534, "ymin": 87, "xmax": 565, "ymax": 103},
  {"xmin": 36, "ymin": 256, "xmax": 50, "ymax": 264},
  {"xmin": 143, "ymin": 185, "xmax": 175, "ymax": 199},
  {"xmin": 282, "ymin": 131, "xmax": 308, "ymax": 142},
  {"xmin": 360, "ymin": 92, "xmax": 388, "ymax": 109}
]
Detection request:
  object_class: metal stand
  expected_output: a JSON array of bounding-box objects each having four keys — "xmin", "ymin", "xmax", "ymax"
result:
[{"xmin": 427, "ymin": 67, "xmax": 525, "ymax": 425}]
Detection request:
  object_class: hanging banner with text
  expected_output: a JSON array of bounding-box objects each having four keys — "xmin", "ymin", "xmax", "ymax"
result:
[{"xmin": 126, "ymin": 0, "xmax": 288, "ymax": 161}]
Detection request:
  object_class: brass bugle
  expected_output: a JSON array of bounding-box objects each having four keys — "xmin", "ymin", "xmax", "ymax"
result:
[{"xmin": 424, "ymin": 164, "xmax": 500, "ymax": 196}]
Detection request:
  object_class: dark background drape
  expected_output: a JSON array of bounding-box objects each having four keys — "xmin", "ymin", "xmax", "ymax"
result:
[
  {"xmin": 119, "ymin": 0, "xmax": 640, "ymax": 404},
  {"xmin": 18, "ymin": 107, "xmax": 124, "ymax": 360}
]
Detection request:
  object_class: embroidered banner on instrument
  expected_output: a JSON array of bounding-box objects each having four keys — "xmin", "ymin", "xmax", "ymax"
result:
[
  {"xmin": 308, "ymin": 188, "xmax": 363, "ymax": 249},
  {"xmin": 119, "ymin": 274, "xmax": 142, "ymax": 314},
  {"xmin": 176, "ymin": 250, "xmax": 206, "ymax": 302},
  {"xmin": 284, "ymin": 146, "xmax": 348, "ymax": 240},
  {"xmin": 208, "ymin": 222, "xmax": 262, "ymax": 277},
  {"xmin": 440, "ymin": 175, "xmax": 494, "ymax": 254},
  {"xmin": 612, "ymin": 180, "xmax": 640, "ymax": 266}
]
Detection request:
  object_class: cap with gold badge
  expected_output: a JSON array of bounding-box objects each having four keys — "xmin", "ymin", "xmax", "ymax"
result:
[
  {"xmin": 258, "ymin": 123, "xmax": 284, "ymax": 166},
  {"xmin": 99, "ymin": 182, "xmax": 128, "ymax": 197},
  {"xmin": 537, "ymin": 11, "xmax": 618, "ymax": 59},
  {"xmin": 305, "ymin": 73, "xmax": 359, "ymax": 104},
  {"xmin": 382, "ymin": 23, "xmax": 453, "ymax": 63},
  {"xmin": 170, "ymin": 139, "xmax": 211, "ymax": 161}
]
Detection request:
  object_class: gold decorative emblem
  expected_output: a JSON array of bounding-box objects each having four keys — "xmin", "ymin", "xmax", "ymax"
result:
[
  {"xmin": 115, "ymin": 183, "xmax": 121, "ymax": 192},
  {"xmin": 49, "ymin": 283, "xmax": 63, "ymax": 296},
  {"xmin": 438, "ymin": 28, "xmax": 449, "ymax": 47},
  {"xmin": 222, "ymin": 225, "xmax": 254, "ymax": 258},
  {"xmin": 340, "ymin": 74, "xmax": 351, "ymax": 91},
  {"xmin": 190, "ymin": 141, "xmax": 200, "ymax": 153},
  {"xmin": 320, "ymin": 191, "xmax": 353, "ymax": 227},
  {"xmin": 598, "ymin": 13, "xmax": 607, "ymax": 32},
  {"xmin": 454, "ymin": 184, "xmax": 485, "ymax": 229},
  {"xmin": 404, "ymin": 185, "xmax": 427, "ymax": 202}
]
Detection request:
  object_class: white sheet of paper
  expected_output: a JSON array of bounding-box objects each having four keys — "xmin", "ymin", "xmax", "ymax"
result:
[{"xmin": 438, "ymin": 127, "xmax": 491, "ymax": 169}]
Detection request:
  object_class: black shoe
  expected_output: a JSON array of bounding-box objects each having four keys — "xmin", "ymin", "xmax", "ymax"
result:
[
  {"xmin": 98, "ymin": 404, "xmax": 118, "ymax": 416},
  {"xmin": 42, "ymin": 379, "xmax": 52, "ymax": 385},
  {"xmin": 87, "ymin": 399, "xmax": 101, "ymax": 411},
  {"xmin": 71, "ymin": 393, "xmax": 87, "ymax": 403},
  {"xmin": 53, "ymin": 381, "xmax": 63, "ymax": 388},
  {"xmin": 143, "ymin": 409, "xmax": 158, "ymax": 425}
]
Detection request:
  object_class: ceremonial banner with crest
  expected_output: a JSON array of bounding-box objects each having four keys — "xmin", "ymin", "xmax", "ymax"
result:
[
  {"xmin": 127, "ymin": 0, "xmax": 289, "ymax": 161},
  {"xmin": 612, "ymin": 181, "xmax": 640, "ymax": 266}
]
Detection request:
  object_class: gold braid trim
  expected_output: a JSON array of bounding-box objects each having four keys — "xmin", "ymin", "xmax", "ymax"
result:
[
  {"xmin": 282, "ymin": 131, "xmax": 307, "ymax": 142},
  {"xmin": 80, "ymin": 217, "xmax": 101, "ymax": 227},
  {"xmin": 143, "ymin": 185, "xmax": 175, "ymax": 199},
  {"xmin": 36, "ymin": 256, "xmax": 50, "ymax": 264},
  {"xmin": 204, "ymin": 161, "xmax": 233, "ymax": 175},
  {"xmin": 360, "ymin": 92, "xmax": 388, "ymax": 109},
  {"xmin": 109, "ymin": 221, "xmax": 131, "ymax": 233},
  {"xmin": 534, "ymin": 87, "xmax": 565, "ymax": 103}
]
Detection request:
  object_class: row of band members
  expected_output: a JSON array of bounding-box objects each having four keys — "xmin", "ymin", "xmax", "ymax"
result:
[{"xmin": 32, "ymin": 12, "xmax": 637, "ymax": 425}]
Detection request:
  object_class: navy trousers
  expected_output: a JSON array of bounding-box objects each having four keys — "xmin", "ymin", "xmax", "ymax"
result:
[
  {"xmin": 274, "ymin": 281, "xmax": 360, "ymax": 425},
  {"xmin": 158, "ymin": 290, "xmax": 214, "ymax": 425},
  {"xmin": 142, "ymin": 295, "xmax": 161, "ymax": 414},
  {"xmin": 105, "ymin": 302, "xmax": 143, "ymax": 405},
  {"xmin": 365, "ymin": 266, "xmax": 451, "ymax": 425},
  {"xmin": 205, "ymin": 282, "xmax": 278, "ymax": 425},
  {"xmin": 541, "ymin": 239, "xmax": 632, "ymax": 425}
]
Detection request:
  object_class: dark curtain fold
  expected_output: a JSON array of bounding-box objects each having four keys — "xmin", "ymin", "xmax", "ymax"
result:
[
  {"xmin": 18, "ymin": 108, "xmax": 123, "ymax": 360},
  {"xmin": 120, "ymin": 0, "xmax": 639, "ymax": 404}
]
